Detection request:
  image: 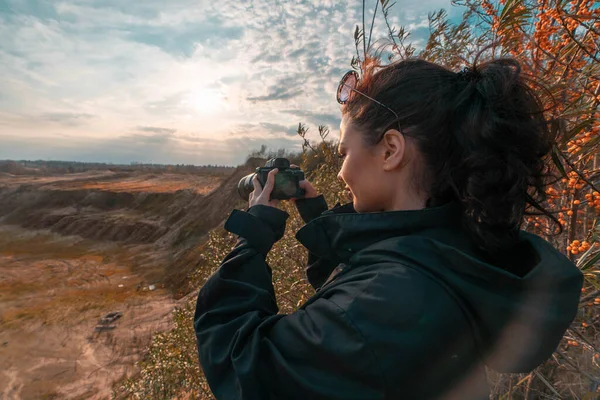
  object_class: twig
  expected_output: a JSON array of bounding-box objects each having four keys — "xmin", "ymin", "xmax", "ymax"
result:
[
  {"xmin": 362, "ymin": 0, "xmax": 367, "ymax": 59},
  {"xmin": 557, "ymin": 16, "xmax": 600, "ymax": 64},
  {"xmin": 533, "ymin": 370, "xmax": 563, "ymax": 399},
  {"xmin": 555, "ymin": 350, "xmax": 600, "ymax": 386},
  {"xmin": 580, "ymin": 289, "xmax": 600, "ymax": 303},
  {"xmin": 567, "ymin": 328, "xmax": 600, "ymax": 355},
  {"xmin": 382, "ymin": 2, "xmax": 400, "ymax": 50},
  {"xmin": 367, "ymin": 0, "xmax": 379, "ymax": 53},
  {"xmin": 556, "ymin": 148, "xmax": 600, "ymax": 195}
]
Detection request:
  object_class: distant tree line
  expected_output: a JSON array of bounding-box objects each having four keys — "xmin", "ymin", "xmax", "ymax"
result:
[
  {"xmin": 0, "ymin": 160, "xmax": 236, "ymax": 176},
  {"xmin": 246, "ymin": 144, "xmax": 303, "ymax": 166}
]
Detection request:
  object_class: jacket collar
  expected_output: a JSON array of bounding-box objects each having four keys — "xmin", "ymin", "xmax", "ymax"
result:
[{"xmin": 295, "ymin": 201, "xmax": 463, "ymax": 262}]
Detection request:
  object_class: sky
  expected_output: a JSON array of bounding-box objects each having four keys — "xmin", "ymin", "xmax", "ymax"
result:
[{"xmin": 0, "ymin": 0, "xmax": 464, "ymax": 166}]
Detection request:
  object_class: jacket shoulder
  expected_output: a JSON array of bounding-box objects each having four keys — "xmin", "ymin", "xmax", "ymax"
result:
[{"xmin": 320, "ymin": 262, "xmax": 483, "ymax": 399}]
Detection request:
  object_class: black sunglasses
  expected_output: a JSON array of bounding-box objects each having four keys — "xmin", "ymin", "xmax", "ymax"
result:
[{"xmin": 336, "ymin": 70, "xmax": 403, "ymax": 141}]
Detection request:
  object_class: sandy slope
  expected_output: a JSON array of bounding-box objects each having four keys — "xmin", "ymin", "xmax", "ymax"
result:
[
  {"xmin": 0, "ymin": 226, "xmax": 177, "ymax": 399},
  {"xmin": 0, "ymin": 167, "xmax": 253, "ymax": 398}
]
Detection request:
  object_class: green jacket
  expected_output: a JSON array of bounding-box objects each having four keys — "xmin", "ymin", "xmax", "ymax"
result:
[{"xmin": 194, "ymin": 198, "xmax": 582, "ymax": 399}]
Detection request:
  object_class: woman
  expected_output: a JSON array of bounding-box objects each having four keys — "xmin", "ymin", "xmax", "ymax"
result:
[{"xmin": 194, "ymin": 58, "xmax": 583, "ymax": 399}]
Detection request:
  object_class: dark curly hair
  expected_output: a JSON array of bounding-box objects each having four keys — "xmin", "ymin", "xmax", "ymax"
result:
[{"xmin": 342, "ymin": 57, "xmax": 560, "ymax": 257}]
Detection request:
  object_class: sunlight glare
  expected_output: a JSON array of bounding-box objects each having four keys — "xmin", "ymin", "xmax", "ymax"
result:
[{"xmin": 187, "ymin": 88, "xmax": 225, "ymax": 114}]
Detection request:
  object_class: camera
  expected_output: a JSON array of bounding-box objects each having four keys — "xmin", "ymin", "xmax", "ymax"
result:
[{"xmin": 238, "ymin": 158, "xmax": 306, "ymax": 201}]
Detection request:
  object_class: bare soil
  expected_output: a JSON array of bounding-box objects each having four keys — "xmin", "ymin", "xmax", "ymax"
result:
[
  {"xmin": 0, "ymin": 171, "xmax": 223, "ymax": 195},
  {"xmin": 0, "ymin": 166, "xmax": 253, "ymax": 399},
  {"xmin": 0, "ymin": 225, "xmax": 176, "ymax": 399},
  {"xmin": 0, "ymin": 168, "xmax": 243, "ymax": 400}
]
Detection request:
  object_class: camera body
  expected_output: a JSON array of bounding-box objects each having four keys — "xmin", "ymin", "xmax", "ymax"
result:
[{"xmin": 238, "ymin": 158, "xmax": 306, "ymax": 201}]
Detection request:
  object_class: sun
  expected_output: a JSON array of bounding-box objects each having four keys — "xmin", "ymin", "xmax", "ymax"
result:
[{"xmin": 187, "ymin": 88, "xmax": 225, "ymax": 113}]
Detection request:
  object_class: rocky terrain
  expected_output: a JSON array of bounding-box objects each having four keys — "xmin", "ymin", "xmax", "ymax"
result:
[{"xmin": 0, "ymin": 161, "xmax": 258, "ymax": 399}]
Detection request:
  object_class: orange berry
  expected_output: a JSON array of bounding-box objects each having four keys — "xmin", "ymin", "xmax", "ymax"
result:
[
  {"xmin": 571, "ymin": 249, "xmax": 579, "ymax": 255},
  {"xmin": 573, "ymin": 240, "xmax": 581, "ymax": 246},
  {"xmin": 582, "ymin": 322, "xmax": 589, "ymax": 327},
  {"xmin": 574, "ymin": 200, "xmax": 580, "ymax": 205}
]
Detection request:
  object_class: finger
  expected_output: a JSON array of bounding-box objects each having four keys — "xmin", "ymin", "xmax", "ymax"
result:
[
  {"xmin": 298, "ymin": 179, "xmax": 318, "ymax": 197},
  {"xmin": 262, "ymin": 168, "xmax": 278, "ymax": 195},
  {"xmin": 298, "ymin": 179, "xmax": 315, "ymax": 191},
  {"xmin": 290, "ymin": 164, "xmax": 298, "ymax": 169},
  {"xmin": 252, "ymin": 175, "xmax": 263, "ymax": 195}
]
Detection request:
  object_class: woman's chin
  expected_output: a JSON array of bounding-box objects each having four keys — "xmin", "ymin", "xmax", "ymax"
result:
[{"xmin": 352, "ymin": 198, "xmax": 380, "ymax": 213}]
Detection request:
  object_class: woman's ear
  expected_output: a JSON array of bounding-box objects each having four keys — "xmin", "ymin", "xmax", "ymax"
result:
[{"xmin": 381, "ymin": 129, "xmax": 406, "ymax": 171}]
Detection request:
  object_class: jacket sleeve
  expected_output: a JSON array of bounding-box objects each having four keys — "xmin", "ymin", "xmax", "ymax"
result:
[
  {"xmin": 294, "ymin": 195, "xmax": 340, "ymax": 290},
  {"xmin": 194, "ymin": 205, "xmax": 384, "ymax": 400},
  {"xmin": 294, "ymin": 194, "xmax": 328, "ymax": 224}
]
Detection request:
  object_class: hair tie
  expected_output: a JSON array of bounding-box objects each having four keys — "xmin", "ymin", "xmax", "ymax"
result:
[{"xmin": 457, "ymin": 67, "xmax": 480, "ymax": 83}]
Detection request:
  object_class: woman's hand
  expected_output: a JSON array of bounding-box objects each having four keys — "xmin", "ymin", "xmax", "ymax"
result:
[
  {"xmin": 290, "ymin": 164, "xmax": 319, "ymax": 202},
  {"xmin": 249, "ymin": 168, "xmax": 280, "ymax": 208}
]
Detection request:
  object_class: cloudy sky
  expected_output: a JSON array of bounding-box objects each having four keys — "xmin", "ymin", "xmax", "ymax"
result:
[{"xmin": 0, "ymin": 0, "xmax": 464, "ymax": 166}]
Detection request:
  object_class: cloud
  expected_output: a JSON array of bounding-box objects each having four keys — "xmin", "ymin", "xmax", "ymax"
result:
[
  {"xmin": 124, "ymin": 18, "xmax": 244, "ymax": 58},
  {"xmin": 38, "ymin": 112, "xmax": 95, "ymax": 126},
  {"xmin": 259, "ymin": 122, "xmax": 298, "ymax": 136},
  {"xmin": 247, "ymin": 87, "xmax": 304, "ymax": 102},
  {"xmin": 280, "ymin": 109, "xmax": 341, "ymax": 130},
  {"xmin": 136, "ymin": 126, "xmax": 177, "ymax": 135},
  {"xmin": 229, "ymin": 122, "xmax": 298, "ymax": 137},
  {"xmin": 0, "ymin": 0, "xmax": 466, "ymax": 165}
]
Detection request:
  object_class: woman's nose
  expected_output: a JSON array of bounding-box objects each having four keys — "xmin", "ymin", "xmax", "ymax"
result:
[{"xmin": 337, "ymin": 170, "xmax": 344, "ymax": 183}]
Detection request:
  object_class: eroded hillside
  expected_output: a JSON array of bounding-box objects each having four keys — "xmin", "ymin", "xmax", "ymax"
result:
[{"xmin": 0, "ymin": 162, "xmax": 257, "ymax": 399}]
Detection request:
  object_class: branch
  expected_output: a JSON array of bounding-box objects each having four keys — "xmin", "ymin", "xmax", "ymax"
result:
[
  {"xmin": 382, "ymin": 2, "xmax": 400, "ymax": 50},
  {"xmin": 580, "ymin": 289, "xmax": 600, "ymax": 304},
  {"xmin": 367, "ymin": 0, "xmax": 379, "ymax": 53},
  {"xmin": 557, "ymin": 15, "xmax": 600, "ymax": 64},
  {"xmin": 556, "ymin": 148, "xmax": 600, "ymax": 195},
  {"xmin": 362, "ymin": 0, "xmax": 367, "ymax": 59},
  {"xmin": 555, "ymin": 350, "xmax": 600, "ymax": 385}
]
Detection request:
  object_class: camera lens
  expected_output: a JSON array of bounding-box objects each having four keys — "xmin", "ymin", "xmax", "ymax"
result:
[{"xmin": 237, "ymin": 173, "xmax": 256, "ymax": 200}]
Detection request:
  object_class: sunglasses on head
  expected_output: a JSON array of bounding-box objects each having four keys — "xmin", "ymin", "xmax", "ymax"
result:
[{"xmin": 336, "ymin": 70, "xmax": 403, "ymax": 141}]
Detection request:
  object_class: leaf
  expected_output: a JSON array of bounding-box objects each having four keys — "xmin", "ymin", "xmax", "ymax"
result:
[
  {"xmin": 578, "ymin": 251, "xmax": 600, "ymax": 271},
  {"xmin": 498, "ymin": 0, "xmax": 531, "ymax": 31}
]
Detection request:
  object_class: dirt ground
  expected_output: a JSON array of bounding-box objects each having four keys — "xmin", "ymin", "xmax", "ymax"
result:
[
  {"xmin": 0, "ymin": 225, "xmax": 177, "ymax": 399},
  {"xmin": 0, "ymin": 168, "xmax": 240, "ymax": 399},
  {"xmin": 0, "ymin": 171, "xmax": 224, "ymax": 195}
]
